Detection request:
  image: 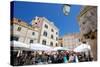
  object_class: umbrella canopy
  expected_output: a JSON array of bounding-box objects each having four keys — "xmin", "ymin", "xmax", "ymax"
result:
[
  {"xmin": 63, "ymin": 47, "xmax": 71, "ymax": 51},
  {"xmin": 53, "ymin": 47, "xmax": 64, "ymax": 51},
  {"xmin": 30, "ymin": 43, "xmax": 54, "ymax": 51},
  {"xmin": 73, "ymin": 44, "xmax": 91, "ymax": 52},
  {"xmin": 11, "ymin": 41, "xmax": 30, "ymax": 50},
  {"xmin": 53, "ymin": 47, "xmax": 69, "ymax": 51}
]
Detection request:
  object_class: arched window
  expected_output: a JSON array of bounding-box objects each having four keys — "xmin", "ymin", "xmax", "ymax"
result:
[
  {"xmin": 30, "ymin": 40, "xmax": 33, "ymax": 43},
  {"xmin": 43, "ymin": 31, "xmax": 48, "ymax": 37},
  {"xmin": 32, "ymin": 32, "xmax": 35, "ymax": 35},
  {"xmin": 42, "ymin": 40, "xmax": 46, "ymax": 45},
  {"xmin": 50, "ymin": 42, "xmax": 53, "ymax": 46},
  {"xmin": 56, "ymin": 32, "xmax": 58, "ymax": 35},
  {"xmin": 61, "ymin": 43, "xmax": 63, "ymax": 47},
  {"xmin": 51, "ymin": 29, "xmax": 54, "ymax": 32},
  {"xmin": 56, "ymin": 43, "xmax": 58, "ymax": 46},
  {"xmin": 44, "ymin": 24, "xmax": 48, "ymax": 29},
  {"xmin": 51, "ymin": 35, "xmax": 53, "ymax": 39}
]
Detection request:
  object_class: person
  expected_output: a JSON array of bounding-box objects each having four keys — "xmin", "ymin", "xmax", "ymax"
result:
[
  {"xmin": 52, "ymin": 54, "xmax": 58, "ymax": 63},
  {"xmin": 73, "ymin": 53, "xmax": 79, "ymax": 63},
  {"xmin": 63, "ymin": 53, "xmax": 68, "ymax": 63},
  {"xmin": 63, "ymin": 55, "xmax": 68, "ymax": 63},
  {"xmin": 57, "ymin": 54, "xmax": 64, "ymax": 63},
  {"xmin": 41, "ymin": 53, "xmax": 47, "ymax": 64},
  {"xmin": 49, "ymin": 54, "xmax": 53, "ymax": 63},
  {"xmin": 47, "ymin": 55, "xmax": 52, "ymax": 64},
  {"xmin": 31, "ymin": 55, "xmax": 36, "ymax": 64},
  {"xmin": 68, "ymin": 53, "xmax": 75, "ymax": 63}
]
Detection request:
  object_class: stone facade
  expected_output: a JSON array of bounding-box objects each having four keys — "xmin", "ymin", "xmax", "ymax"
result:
[
  {"xmin": 11, "ymin": 16, "xmax": 59, "ymax": 47},
  {"xmin": 59, "ymin": 33, "xmax": 81, "ymax": 50},
  {"xmin": 77, "ymin": 6, "xmax": 97, "ymax": 61},
  {"xmin": 11, "ymin": 18, "xmax": 39, "ymax": 45},
  {"xmin": 32, "ymin": 16, "xmax": 59, "ymax": 47}
]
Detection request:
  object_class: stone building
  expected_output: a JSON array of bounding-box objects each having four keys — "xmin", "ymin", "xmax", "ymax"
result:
[
  {"xmin": 77, "ymin": 6, "xmax": 97, "ymax": 61},
  {"xmin": 11, "ymin": 16, "xmax": 59, "ymax": 47},
  {"xmin": 58, "ymin": 37, "xmax": 64, "ymax": 47},
  {"xmin": 11, "ymin": 18, "xmax": 39, "ymax": 45},
  {"xmin": 32, "ymin": 16, "xmax": 59, "ymax": 47},
  {"xmin": 59, "ymin": 33, "xmax": 81, "ymax": 50}
]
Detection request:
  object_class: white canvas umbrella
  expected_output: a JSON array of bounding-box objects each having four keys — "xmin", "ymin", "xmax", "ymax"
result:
[
  {"xmin": 53, "ymin": 47, "xmax": 70, "ymax": 51},
  {"xmin": 63, "ymin": 47, "xmax": 71, "ymax": 51},
  {"xmin": 30, "ymin": 43, "xmax": 54, "ymax": 51},
  {"xmin": 11, "ymin": 41, "xmax": 30, "ymax": 50},
  {"xmin": 73, "ymin": 44, "xmax": 91, "ymax": 52},
  {"xmin": 53, "ymin": 47, "xmax": 66, "ymax": 51}
]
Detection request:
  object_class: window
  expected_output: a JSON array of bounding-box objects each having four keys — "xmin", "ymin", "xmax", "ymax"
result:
[
  {"xmin": 32, "ymin": 32, "xmax": 35, "ymax": 35},
  {"xmin": 51, "ymin": 35, "xmax": 53, "ymax": 39},
  {"xmin": 61, "ymin": 43, "xmax": 63, "ymax": 47},
  {"xmin": 43, "ymin": 31, "xmax": 48, "ymax": 37},
  {"xmin": 42, "ymin": 40, "xmax": 46, "ymax": 45},
  {"xmin": 56, "ymin": 43, "xmax": 58, "ymax": 46},
  {"xmin": 51, "ymin": 29, "xmax": 54, "ymax": 32},
  {"xmin": 17, "ymin": 27, "xmax": 21, "ymax": 31},
  {"xmin": 44, "ymin": 24, "xmax": 48, "ymax": 29},
  {"xmin": 11, "ymin": 36, "xmax": 19, "ymax": 41},
  {"xmin": 50, "ymin": 42, "xmax": 53, "ymax": 46},
  {"xmin": 56, "ymin": 32, "xmax": 58, "ymax": 35},
  {"xmin": 30, "ymin": 40, "xmax": 33, "ymax": 43}
]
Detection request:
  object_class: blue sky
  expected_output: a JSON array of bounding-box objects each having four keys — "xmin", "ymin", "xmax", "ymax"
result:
[{"xmin": 12, "ymin": 1, "xmax": 81, "ymax": 36}]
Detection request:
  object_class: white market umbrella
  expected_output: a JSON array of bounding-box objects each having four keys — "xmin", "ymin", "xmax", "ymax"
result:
[
  {"xmin": 54, "ymin": 47, "xmax": 64, "ymax": 51},
  {"xmin": 30, "ymin": 43, "xmax": 54, "ymax": 51},
  {"xmin": 73, "ymin": 44, "xmax": 91, "ymax": 52},
  {"xmin": 63, "ymin": 47, "xmax": 71, "ymax": 51},
  {"xmin": 11, "ymin": 41, "xmax": 30, "ymax": 50},
  {"xmin": 53, "ymin": 47, "xmax": 70, "ymax": 51}
]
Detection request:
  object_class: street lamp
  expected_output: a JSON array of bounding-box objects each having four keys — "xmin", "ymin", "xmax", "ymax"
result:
[{"xmin": 63, "ymin": 4, "xmax": 71, "ymax": 15}]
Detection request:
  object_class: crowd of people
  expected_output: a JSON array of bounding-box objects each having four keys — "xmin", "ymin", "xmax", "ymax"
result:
[{"xmin": 11, "ymin": 50, "xmax": 94, "ymax": 66}]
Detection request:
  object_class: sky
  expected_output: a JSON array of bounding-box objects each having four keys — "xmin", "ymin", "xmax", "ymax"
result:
[{"xmin": 12, "ymin": 1, "xmax": 81, "ymax": 36}]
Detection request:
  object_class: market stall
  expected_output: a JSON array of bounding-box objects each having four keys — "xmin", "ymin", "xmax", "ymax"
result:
[
  {"xmin": 11, "ymin": 41, "xmax": 30, "ymax": 51},
  {"xmin": 73, "ymin": 43, "xmax": 91, "ymax": 52},
  {"xmin": 30, "ymin": 43, "xmax": 54, "ymax": 51}
]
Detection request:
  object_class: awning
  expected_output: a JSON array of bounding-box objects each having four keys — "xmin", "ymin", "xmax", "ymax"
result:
[
  {"xmin": 73, "ymin": 43, "xmax": 91, "ymax": 52},
  {"xmin": 11, "ymin": 41, "xmax": 30, "ymax": 51},
  {"xmin": 30, "ymin": 43, "xmax": 54, "ymax": 51},
  {"xmin": 53, "ymin": 47, "xmax": 70, "ymax": 51}
]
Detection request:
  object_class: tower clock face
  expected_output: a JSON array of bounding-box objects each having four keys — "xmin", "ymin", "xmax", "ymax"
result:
[{"xmin": 63, "ymin": 5, "xmax": 71, "ymax": 15}]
